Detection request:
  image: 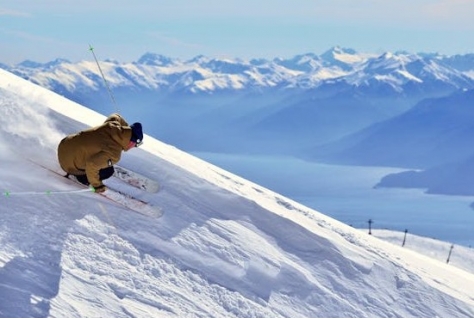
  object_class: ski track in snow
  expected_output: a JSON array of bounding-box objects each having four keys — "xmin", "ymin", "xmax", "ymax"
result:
[{"xmin": 1, "ymin": 68, "xmax": 474, "ymax": 317}]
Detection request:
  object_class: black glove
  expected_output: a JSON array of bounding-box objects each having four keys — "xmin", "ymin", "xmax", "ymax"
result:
[{"xmin": 94, "ymin": 184, "xmax": 107, "ymax": 193}]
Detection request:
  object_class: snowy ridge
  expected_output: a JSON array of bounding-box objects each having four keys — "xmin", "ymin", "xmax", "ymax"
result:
[
  {"xmin": 1, "ymin": 68, "xmax": 474, "ymax": 317},
  {"xmin": 4, "ymin": 47, "xmax": 474, "ymax": 95}
]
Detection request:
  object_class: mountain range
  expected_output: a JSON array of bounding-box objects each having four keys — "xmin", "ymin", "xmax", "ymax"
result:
[
  {"xmin": 2, "ymin": 47, "xmax": 474, "ymax": 195},
  {"xmin": 3, "ymin": 47, "xmax": 474, "ymax": 94}
]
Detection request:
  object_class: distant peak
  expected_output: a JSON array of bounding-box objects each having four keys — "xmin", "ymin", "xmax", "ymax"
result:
[
  {"xmin": 322, "ymin": 46, "xmax": 357, "ymax": 57},
  {"xmin": 17, "ymin": 60, "xmax": 43, "ymax": 68},
  {"xmin": 17, "ymin": 58, "xmax": 70, "ymax": 69},
  {"xmin": 187, "ymin": 55, "xmax": 210, "ymax": 64},
  {"xmin": 378, "ymin": 52, "xmax": 394, "ymax": 59},
  {"xmin": 137, "ymin": 53, "xmax": 174, "ymax": 66},
  {"xmin": 320, "ymin": 46, "xmax": 363, "ymax": 69}
]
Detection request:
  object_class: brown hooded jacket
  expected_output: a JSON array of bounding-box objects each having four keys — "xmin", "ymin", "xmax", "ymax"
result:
[{"xmin": 57, "ymin": 113, "xmax": 133, "ymax": 188}]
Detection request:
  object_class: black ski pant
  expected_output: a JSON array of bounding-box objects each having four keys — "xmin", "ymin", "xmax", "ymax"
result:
[{"xmin": 74, "ymin": 166, "xmax": 115, "ymax": 186}]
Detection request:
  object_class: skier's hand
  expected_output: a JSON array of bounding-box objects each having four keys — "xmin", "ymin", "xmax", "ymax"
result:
[{"xmin": 94, "ymin": 184, "xmax": 107, "ymax": 193}]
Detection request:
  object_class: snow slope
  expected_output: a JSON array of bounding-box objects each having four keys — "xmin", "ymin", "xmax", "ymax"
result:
[
  {"xmin": 370, "ymin": 230, "xmax": 474, "ymax": 275},
  {"xmin": 1, "ymin": 68, "xmax": 474, "ymax": 317}
]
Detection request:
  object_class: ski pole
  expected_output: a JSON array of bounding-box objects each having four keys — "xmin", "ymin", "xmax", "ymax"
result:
[
  {"xmin": 3, "ymin": 187, "xmax": 94, "ymax": 197},
  {"xmin": 88, "ymin": 44, "xmax": 120, "ymax": 113}
]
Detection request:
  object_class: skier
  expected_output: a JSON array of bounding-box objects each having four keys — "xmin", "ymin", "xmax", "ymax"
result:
[{"xmin": 57, "ymin": 113, "xmax": 143, "ymax": 193}]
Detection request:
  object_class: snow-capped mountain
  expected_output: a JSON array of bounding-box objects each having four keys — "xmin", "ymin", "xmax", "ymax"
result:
[
  {"xmin": 4, "ymin": 47, "xmax": 473, "ymax": 156},
  {"xmin": 345, "ymin": 52, "xmax": 473, "ymax": 96},
  {"xmin": 3, "ymin": 47, "xmax": 474, "ymax": 95},
  {"xmin": 320, "ymin": 46, "xmax": 367, "ymax": 71},
  {"xmin": 2, "ymin": 66, "xmax": 474, "ymax": 317}
]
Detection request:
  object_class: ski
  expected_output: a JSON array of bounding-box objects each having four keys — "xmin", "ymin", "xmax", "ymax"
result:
[
  {"xmin": 68, "ymin": 174, "xmax": 163, "ymax": 218},
  {"xmin": 99, "ymin": 187, "xmax": 163, "ymax": 218},
  {"xmin": 30, "ymin": 161, "xmax": 163, "ymax": 218},
  {"xmin": 113, "ymin": 165, "xmax": 160, "ymax": 193}
]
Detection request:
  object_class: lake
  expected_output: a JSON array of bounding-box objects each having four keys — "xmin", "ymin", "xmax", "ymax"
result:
[{"xmin": 193, "ymin": 152, "xmax": 474, "ymax": 247}]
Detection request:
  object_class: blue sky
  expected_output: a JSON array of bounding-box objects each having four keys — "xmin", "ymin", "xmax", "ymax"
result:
[{"xmin": 1, "ymin": 0, "xmax": 473, "ymax": 64}]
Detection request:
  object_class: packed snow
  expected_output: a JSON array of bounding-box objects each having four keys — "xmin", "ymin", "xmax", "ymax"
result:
[{"xmin": 1, "ymin": 68, "xmax": 474, "ymax": 317}]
